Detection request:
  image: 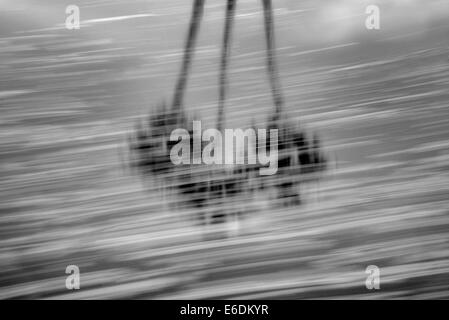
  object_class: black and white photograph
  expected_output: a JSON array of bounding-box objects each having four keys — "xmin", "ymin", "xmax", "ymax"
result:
[{"xmin": 0, "ymin": 0, "xmax": 449, "ymax": 302}]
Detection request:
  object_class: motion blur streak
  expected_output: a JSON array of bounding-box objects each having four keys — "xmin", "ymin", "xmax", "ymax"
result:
[{"xmin": 1, "ymin": 0, "xmax": 449, "ymax": 299}]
